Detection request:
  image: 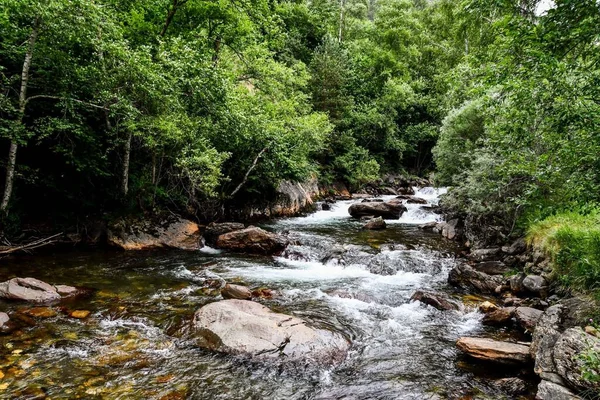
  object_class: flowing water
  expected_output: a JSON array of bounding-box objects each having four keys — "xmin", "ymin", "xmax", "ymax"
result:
[{"xmin": 0, "ymin": 188, "xmax": 532, "ymax": 399}]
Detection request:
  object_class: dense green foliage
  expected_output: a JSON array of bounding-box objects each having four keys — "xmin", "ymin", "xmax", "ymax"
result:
[{"xmin": 1, "ymin": 0, "xmax": 599, "ymax": 234}]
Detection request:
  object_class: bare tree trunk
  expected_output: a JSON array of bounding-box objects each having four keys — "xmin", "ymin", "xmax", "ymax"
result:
[
  {"xmin": 338, "ymin": 0, "xmax": 345, "ymax": 43},
  {"xmin": 160, "ymin": 0, "xmax": 188, "ymax": 37},
  {"xmin": 368, "ymin": 0, "xmax": 376, "ymax": 21},
  {"xmin": 121, "ymin": 132, "xmax": 132, "ymax": 196},
  {"xmin": 229, "ymin": 147, "xmax": 267, "ymax": 198},
  {"xmin": 1, "ymin": 19, "xmax": 39, "ymax": 213}
]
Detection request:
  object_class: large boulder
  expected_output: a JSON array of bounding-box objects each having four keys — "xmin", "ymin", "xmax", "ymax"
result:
[
  {"xmin": 0, "ymin": 277, "xmax": 61, "ymax": 303},
  {"xmin": 456, "ymin": 337, "xmax": 531, "ymax": 364},
  {"xmin": 192, "ymin": 300, "xmax": 350, "ymax": 365},
  {"xmin": 502, "ymin": 237, "xmax": 527, "ymax": 255},
  {"xmin": 472, "ymin": 261, "xmax": 510, "ymax": 275},
  {"xmin": 469, "ymin": 248, "xmax": 503, "ymax": 262},
  {"xmin": 348, "ymin": 199, "xmax": 407, "ymax": 220},
  {"xmin": 215, "ymin": 227, "xmax": 287, "ymax": 255},
  {"xmin": 523, "ymin": 275, "xmax": 548, "ymax": 296},
  {"xmin": 204, "ymin": 222, "xmax": 245, "ymax": 246},
  {"xmin": 448, "ymin": 264, "xmax": 504, "ymax": 294},
  {"xmin": 108, "ymin": 216, "xmax": 201, "ymax": 251},
  {"xmin": 531, "ymin": 305, "xmax": 565, "ymax": 380},
  {"xmin": 483, "ymin": 307, "xmax": 516, "ymax": 326},
  {"xmin": 410, "ymin": 290, "xmax": 460, "ymax": 311},
  {"xmin": 362, "ymin": 217, "xmax": 386, "ymax": 230},
  {"xmin": 554, "ymin": 327, "xmax": 600, "ymax": 392}
]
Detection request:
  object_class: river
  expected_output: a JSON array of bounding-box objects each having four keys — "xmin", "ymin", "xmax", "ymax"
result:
[{"xmin": 0, "ymin": 188, "xmax": 529, "ymax": 399}]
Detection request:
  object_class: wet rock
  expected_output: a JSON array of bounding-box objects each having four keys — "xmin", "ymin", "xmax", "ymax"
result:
[
  {"xmin": 536, "ymin": 380, "xmax": 581, "ymax": 400},
  {"xmin": 23, "ymin": 307, "xmax": 57, "ymax": 318},
  {"xmin": 0, "ymin": 277, "xmax": 61, "ymax": 303},
  {"xmin": 515, "ymin": 307, "xmax": 543, "ymax": 332},
  {"xmin": 0, "ymin": 312, "xmax": 9, "ymax": 327},
  {"xmin": 204, "ymin": 222, "xmax": 245, "ymax": 246},
  {"xmin": 321, "ymin": 203, "xmax": 331, "ymax": 211},
  {"xmin": 554, "ymin": 327, "xmax": 600, "ymax": 392},
  {"xmin": 472, "ymin": 261, "xmax": 509, "ymax": 275},
  {"xmin": 215, "ymin": 227, "xmax": 288, "ymax": 255},
  {"xmin": 397, "ymin": 186, "xmax": 415, "ymax": 195},
  {"xmin": 504, "ymin": 296, "xmax": 525, "ymax": 307},
  {"xmin": 523, "ymin": 275, "xmax": 548, "ymax": 296},
  {"xmin": 359, "ymin": 215, "xmax": 375, "ymax": 222},
  {"xmin": 221, "ymin": 284, "xmax": 252, "ymax": 300},
  {"xmin": 348, "ymin": 199, "xmax": 407, "ymax": 220},
  {"xmin": 54, "ymin": 285, "xmax": 78, "ymax": 297},
  {"xmin": 70, "ymin": 310, "xmax": 91, "ymax": 319},
  {"xmin": 327, "ymin": 290, "xmax": 376, "ymax": 303},
  {"xmin": 456, "ymin": 337, "xmax": 531, "ymax": 364},
  {"xmin": 192, "ymin": 299, "xmax": 350, "ymax": 365},
  {"xmin": 362, "ymin": 217, "xmax": 386, "ymax": 230},
  {"xmin": 406, "ymin": 196, "xmax": 428, "ymax": 204},
  {"xmin": 448, "ymin": 264, "xmax": 504, "ymax": 294},
  {"xmin": 251, "ymin": 287, "xmax": 275, "ymax": 299},
  {"xmin": 410, "ymin": 290, "xmax": 460, "ymax": 311},
  {"xmin": 470, "ymin": 248, "xmax": 503, "ymax": 262},
  {"xmin": 107, "ymin": 216, "xmax": 201, "ymax": 251},
  {"xmin": 418, "ymin": 221, "xmax": 439, "ymax": 230},
  {"xmin": 362, "ymin": 198, "xmax": 384, "ymax": 203},
  {"xmin": 492, "ymin": 377, "xmax": 528, "ymax": 396},
  {"xmin": 482, "ymin": 307, "xmax": 516, "ymax": 326},
  {"xmin": 479, "ymin": 301, "xmax": 499, "ymax": 313}
]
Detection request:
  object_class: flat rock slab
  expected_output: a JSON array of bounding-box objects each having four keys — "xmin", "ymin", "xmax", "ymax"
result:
[
  {"xmin": 348, "ymin": 200, "xmax": 407, "ymax": 220},
  {"xmin": 0, "ymin": 277, "xmax": 61, "ymax": 303},
  {"xmin": 456, "ymin": 337, "xmax": 531, "ymax": 364},
  {"xmin": 193, "ymin": 299, "xmax": 350, "ymax": 365},
  {"xmin": 215, "ymin": 227, "xmax": 287, "ymax": 255},
  {"xmin": 108, "ymin": 217, "xmax": 201, "ymax": 251}
]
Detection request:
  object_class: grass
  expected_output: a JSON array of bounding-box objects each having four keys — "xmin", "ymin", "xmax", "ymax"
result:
[{"xmin": 527, "ymin": 210, "xmax": 600, "ymax": 300}]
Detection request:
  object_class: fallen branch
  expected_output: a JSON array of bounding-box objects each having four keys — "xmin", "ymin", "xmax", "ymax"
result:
[
  {"xmin": 229, "ymin": 146, "xmax": 268, "ymax": 197},
  {"xmin": 0, "ymin": 232, "xmax": 63, "ymax": 255}
]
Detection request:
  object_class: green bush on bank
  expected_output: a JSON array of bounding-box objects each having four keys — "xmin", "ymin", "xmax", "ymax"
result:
[{"xmin": 528, "ymin": 211, "xmax": 600, "ymax": 300}]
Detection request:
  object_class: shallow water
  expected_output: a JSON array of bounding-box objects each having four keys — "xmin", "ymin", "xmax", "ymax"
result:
[{"xmin": 0, "ymin": 188, "xmax": 534, "ymax": 399}]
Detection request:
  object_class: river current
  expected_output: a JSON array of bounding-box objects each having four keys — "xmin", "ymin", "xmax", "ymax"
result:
[{"xmin": 0, "ymin": 188, "xmax": 526, "ymax": 399}]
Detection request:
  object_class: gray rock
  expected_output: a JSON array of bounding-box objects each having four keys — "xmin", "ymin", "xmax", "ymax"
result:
[
  {"xmin": 54, "ymin": 285, "xmax": 79, "ymax": 297},
  {"xmin": 362, "ymin": 216, "xmax": 386, "ymax": 230},
  {"xmin": 0, "ymin": 277, "xmax": 61, "ymax": 303},
  {"xmin": 406, "ymin": 196, "xmax": 428, "ymax": 204},
  {"xmin": 523, "ymin": 275, "xmax": 548, "ymax": 295},
  {"xmin": 348, "ymin": 199, "xmax": 407, "ymax": 220},
  {"xmin": 470, "ymin": 248, "xmax": 502, "ymax": 261},
  {"xmin": 456, "ymin": 337, "xmax": 531, "ymax": 364},
  {"xmin": 515, "ymin": 307, "xmax": 544, "ymax": 332},
  {"xmin": 410, "ymin": 290, "xmax": 460, "ymax": 311},
  {"xmin": 473, "ymin": 261, "xmax": 509, "ymax": 275},
  {"xmin": 531, "ymin": 305, "xmax": 564, "ymax": 376},
  {"xmin": 554, "ymin": 327, "xmax": 600, "ymax": 392},
  {"xmin": 510, "ymin": 273, "xmax": 526, "ymax": 293},
  {"xmin": 441, "ymin": 219, "xmax": 461, "ymax": 240},
  {"xmin": 448, "ymin": 264, "xmax": 504, "ymax": 294},
  {"xmin": 221, "ymin": 284, "xmax": 252, "ymax": 300},
  {"xmin": 536, "ymin": 380, "xmax": 581, "ymax": 400},
  {"xmin": 0, "ymin": 312, "xmax": 9, "ymax": 327},
  {"xmin": 192, "ymin": 299, "xmax": 350, "ymax": 365},
  {"xmin": 321, "ymin": 203, "xmax": 331, "ymax": 211}
]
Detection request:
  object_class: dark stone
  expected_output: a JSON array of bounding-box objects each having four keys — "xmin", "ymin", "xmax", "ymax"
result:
[
  {"xmin": 515, "ymin": 307, "xmax": 543, "ymax": 332},
  {"xmin": 410, "ymin": 290, "xmax": 460, "ymax": 311},
  {"xmin": 348, "ymin": 199, "xmax": 407, "ymax": 220},
  {"xmin": 215, "ymin": 227, "xmax": 288, "ymax": 255},
  {"xmin": 483, "ymin": 307, "xmax": 516, "ymax": 326},
  {"xmin": 472, "ymin": 261, "xmax": 510, "ymax": 275},
  {"xmin": 362, "ymin": 217, "xmax": 387, "ymax": 230},
  {"xmin": 204, "ymin": 222, "xmax": 245, "ymax": 246},
  {"xmin": 448, "ymin": 264, "xmax": 504, "ymax": 294}
]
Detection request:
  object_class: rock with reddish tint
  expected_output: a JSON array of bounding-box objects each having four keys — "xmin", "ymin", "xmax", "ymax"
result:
[
  {"xmin": 0, "ymin": 277, "xmax": 61, "ymax": 303},
  {"xmin": 54, "ymin": 285, "xmax": 78, "ymax": 296},
  {"xmin": 70, "ymin": 310, "xmax": 91, "ymax": 319},
  {"xmin": 362, "ymin": 217, "xmax": 387, "ymax": 230},
  {"xmin": 23, "ymin": 307, "xmax": 57, "ymax": 318},
  {"xmin": 456, "ymin": 337, "xmax": 531, "ymax": 364},
  {"xmin": 410, "ymin": 290, "xmax": 460, "ymax": 311},
  {"xmin": 108, "ymin": 216, "xmax": 202, "ymax": 251},
  {"xmin": 215, "ymin": 227, "xmax": 287, "ymax": 255},
  {"xmin": 482, "ymin": 307, "xmax": 516, "ymax": 326},
  {"xmin": 251, "ymin": 287, "xmax": 275, "ymax": 299},
  {"xmin": 192, "ymin": 299, "xmax": 350, "ymax": 365},
  {"xmin": 479, "ymin": 301, "xmax": 499, "ymax": 313},
  {"xmin": 221, "ymin": 284, "xmax": 252, "ymax": 300},
  {"xmin": 203, "ymin": 222, "xmax": 245, "ymax": 246}
]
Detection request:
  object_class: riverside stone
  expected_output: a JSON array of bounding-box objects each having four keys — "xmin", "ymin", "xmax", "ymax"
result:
[
  {"xmin": 456, "ymin": 337, "xmax": 531, "ymax": 363},
  {"xmin": 0, "ymin": 278, "xmax": 61, "ymax": 303},
  {"xmin": 410, "ymin": 290, "xmax": 460, "ymax": 311},
  {"xmin": 348, "ymin": 199, "xmax": 407, "ymax": 220},
  {"xmin": 192, "ymin": 299, "xmax": 350, "ymax": 365},
  {"xmin": 215, "ymin": 227, "xmax": 287, "ymax": 255}
]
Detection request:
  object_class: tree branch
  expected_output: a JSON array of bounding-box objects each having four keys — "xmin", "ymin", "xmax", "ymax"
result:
[
  {"xmin": 25, "ymin": 95, "xmax": 109, "ymax": 110},
  {"xmin": 229, "ymin": 147, "xmax": 268, "ymax": 197}
]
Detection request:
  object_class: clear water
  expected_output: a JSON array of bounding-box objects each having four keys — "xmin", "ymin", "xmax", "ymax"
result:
[{"xmin": 0, "ymin": 188, "xmax": 534, "ymax": 399}]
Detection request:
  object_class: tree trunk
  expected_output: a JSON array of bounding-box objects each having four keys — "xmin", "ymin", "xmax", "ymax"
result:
[
  {"xmin": 368, "ymin": 0, "xmax": 376, "ymax": 21},
  {"xmin": 121, "ymin": 132, "xmax": 132, "ymax": 196},
  {"xmin": 1, "ymin": 19, "xmax": 39, "ymax": 213},
  {"xmin": 160, "ymin": 0, "xmax": 188, "ymax": 37},
  {"xmin": 338, "ymin": 0, "xmax": 345, "ymax": 43}
]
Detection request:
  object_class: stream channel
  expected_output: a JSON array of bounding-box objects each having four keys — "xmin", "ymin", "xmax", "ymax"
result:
[{"xmin": 0, "ymin": 188, "xmax": 530, "ymax": 399}]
